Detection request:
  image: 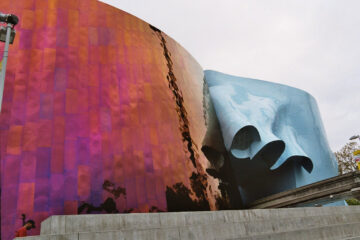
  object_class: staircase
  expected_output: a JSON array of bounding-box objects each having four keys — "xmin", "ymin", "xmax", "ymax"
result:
[{"xmin": 15, "ymin": 206, "xmax": 360, "ymax": 240}]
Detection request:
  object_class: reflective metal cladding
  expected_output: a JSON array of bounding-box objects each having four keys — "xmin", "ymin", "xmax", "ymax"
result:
[
  {"xmin": 0, "ymin": 1, "xmax": 221, "ymax": 239},
  {"xmin": 0, "ymin": 1, "xmax": 340, "ymax": 239}
]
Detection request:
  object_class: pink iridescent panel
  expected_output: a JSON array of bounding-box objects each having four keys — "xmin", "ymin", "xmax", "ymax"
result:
[{"xmin": 0, "ymin": 1, "xmax": 227, "ymax": 239}]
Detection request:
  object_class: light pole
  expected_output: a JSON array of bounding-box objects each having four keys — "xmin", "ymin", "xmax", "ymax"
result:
[{"xmin": 0, "ymin": 13, "xmax": 18, "ymax": 113}]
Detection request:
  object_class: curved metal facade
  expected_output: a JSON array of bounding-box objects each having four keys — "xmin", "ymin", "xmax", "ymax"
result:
[
  {"xmin": 0, "ymin": 1, "xmax": 342, "ymax": 239},
  {"xmin": 0, "ymin": 1, "xmax": 226, "ymax": 239}
]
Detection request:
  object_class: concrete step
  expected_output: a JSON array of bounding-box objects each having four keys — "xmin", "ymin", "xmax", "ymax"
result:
[
  {"xmin": 233, "ymin": 221, "xmax": 360, "ymax": 240},
  {"xmin": 40, "ymin": 206, "xmax": 360, "ymax": 235},
  {"xmin": 16, "ymin": 206, "xmax": 360, "ymax": 240},
  {"xmin": 179, "ymin": 213, "xmax": 360, "ymax": 240},
  {"xmin": 16, "ymin": 221, "xmax": 360, "ymax": 240}
]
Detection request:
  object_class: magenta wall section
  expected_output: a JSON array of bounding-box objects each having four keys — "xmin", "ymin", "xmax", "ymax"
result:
[{"xmin": 0, "ymin": 1, "xmax": 220, "ymax": 239}]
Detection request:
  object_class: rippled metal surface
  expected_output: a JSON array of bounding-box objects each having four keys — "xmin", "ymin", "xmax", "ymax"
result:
[{"xmin": 204, "ymin": 70, "xmax": 339, "ymax": 205}]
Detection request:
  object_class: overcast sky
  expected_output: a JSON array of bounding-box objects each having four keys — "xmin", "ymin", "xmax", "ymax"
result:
[{"xmin": 100, "ymin": 0, "xmax": 359, "ymax": 151}]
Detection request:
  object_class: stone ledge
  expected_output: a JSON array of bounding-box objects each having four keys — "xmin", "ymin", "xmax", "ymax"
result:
[
  {"xmin": 41, "ymin": 206, "xmax": 360, "ymax": 235},
  {"xmin": 249, "ymin": 171, "xmax": 360, "ymax": 208}
]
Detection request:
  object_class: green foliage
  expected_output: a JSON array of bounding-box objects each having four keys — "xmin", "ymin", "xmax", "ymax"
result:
[
  {"xmin": 335, "ymin": 142, "xmax": 360, "ymax": 206},
  {"xmin": 334, "ymin": 142, "xmax": 360, "ymax": 175},
  {"xmin": 346, "ymin": 198, "xmax": 360, "ymax": 205}
]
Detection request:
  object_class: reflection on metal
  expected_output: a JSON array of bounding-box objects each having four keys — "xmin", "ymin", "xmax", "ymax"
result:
[
  {"xmin": 150, "ymin": 24, "xmax": 199, "ymax": 169},
  {"xmin": 0, "ymin": 1, "xmax": 344, "ymax": 239},
  {"xmin": 249, "ymin": 171, "xmax": 360, "ymax": 209}
]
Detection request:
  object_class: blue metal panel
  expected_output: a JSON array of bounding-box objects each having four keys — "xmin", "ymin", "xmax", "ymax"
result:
[{"xmin": 205, "ymin": 70, "xmax": 339, "ymax": 205}]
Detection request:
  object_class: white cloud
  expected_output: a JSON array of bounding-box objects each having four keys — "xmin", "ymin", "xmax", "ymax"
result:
[{"xmin": 100, "ymin": 0, "xmax": 360, "ymax": 151}]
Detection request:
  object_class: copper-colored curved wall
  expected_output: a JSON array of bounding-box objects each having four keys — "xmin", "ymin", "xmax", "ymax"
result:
[{"xmin": 0, "ymin": 1, "xmax": 227, "ymax": 239}]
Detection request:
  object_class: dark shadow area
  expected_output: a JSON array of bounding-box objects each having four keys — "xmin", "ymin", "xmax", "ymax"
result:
[
  {"xmin": 202, "ymin": 145, "xmax": 224, "ymax": 169},
  {"xmin": 204, "ymin": 148, "xmax": 244, "ymax": 210},
  {"xmin": 251, "ymin": 140, "xmax": 286, "ymax": 169},
  {"xmin": 286, "ymin": 155, "xmax": 313, "ymax": 173},
  {"xmin": 231, "ymin": 125, "xmax": 260, "ymax": 150},
  {"xmin": 165, "ymin": 181, "xmax": 210, "ymax": 212},
  {"xmin": 189, "ymin": 172, "xmax": 210, "ymax": 210},
  {"xmin": 231, "ymin": 156, "xmax": 298, "ymax": 206}
]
